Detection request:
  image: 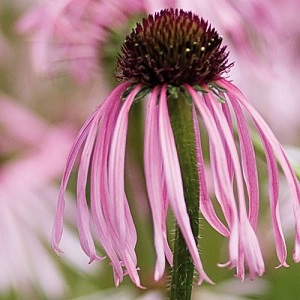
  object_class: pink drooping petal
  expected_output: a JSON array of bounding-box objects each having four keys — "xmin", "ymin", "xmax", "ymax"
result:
[
  {"xmin": 204, "ymin": 95, "xmax": 235, "ymax": 187},
  {"xmin": 206, "ymin": 90, "xmax": 265, "ymax": 280},
  {"xmin": 158, "ymin": 85, "xmax": 213, "ymax": 285},
  {"xmin": 186, "ymin": 86, "xmax": 240, "ymax": 263},
  {"xmin": 186, "ymin": 84, "xmax": 264, "ymax": 280},
  {"xmin": 229, "ymin": 97, "xmax": 259, "ymax": 229},
  {"xmin": 221, "ymin": 102, "xmax": 235, "ymax": 181},
  {"xmin": 194, "ymin": 97, "xmax": 241, "ymax": 272},
  {"xmin": 51, "ymin": 81, "xmax": 128, "ymax": 256},
  {"xmin": 209, "ymin": 141, "xmax": 233, "ymax": 226},
  {"xmin": 229, "ymin": 94, "xmax": 288, "ymax": 267},
  {"xmin": 90, "ymin": 97, "xmax": 124, "ymax": 285},
  {"xmin": 221, "ymin": 79, "xmax": 300, "ymax": 263},
  {"xmin": 193, "ymin": 105, "xmax": 229, "ymax": 237},
  {"xmin": 294, "ymin": 233, "xmax": 300, "ymax": 263},
  {"xmin": 76, "ymin": 118, "xmax": 102, "ymax": 262},
  {"xmin": 240, "ymin": 220, "xmax": 265, "ymax": 279},
  {"xmin": 144, "ymin": 87, "xmax": 170, "ymax": 281},
  {"xmin": 108, "ymin": 85, "xmax": 140, "ymax": 247},
  {"xmin": 89, "ymin": 83, "xmax": 142, "ymax": 287},
  {"xmin": 197, "ymin": 95, "xmax": 236, "ymax": 228},
  {"xmin": 51, "ymin": 106, "xmax": 100, "ymax": 254},
  {"xmin": 122, "ymin": 204, "xmax": 142, "ymax": 287},
  {"xmin": 107, "ymin": 85, "xmax": 142, "ymax": 286},
  {"xmin": 261, "ymin": 133, "xmax": 288, "ymax": 267}
]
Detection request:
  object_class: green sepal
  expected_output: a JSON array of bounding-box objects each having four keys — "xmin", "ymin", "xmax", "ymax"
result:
[
  {"xmin": 207, "ymin": 82, "xmax": 227, "ymax": 103},
  {"xmin": 211, "ymin": 89, "xmax": 227, "ymax": 103},
  {"xmin": 167, "ymin": 85, "xmax": 194, "ymax": 105},
  {"xmin": 121, "ymin": 85, "xmax": 151, "ymax": 103},
  {"xmin": 208, "ymin": 81, "xmax": 227, "ymax": 93},
  {"xmin": 168, "ymin": 85, "xmax": 181, "ymax": 99},
  {"xmin": 193, "ymin": 84, "xmax": 209, "ymax": 94}
]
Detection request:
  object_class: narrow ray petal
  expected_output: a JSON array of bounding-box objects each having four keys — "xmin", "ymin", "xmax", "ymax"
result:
[
  {"xmin": 90, "ymin": 100, "xmax": 124, "ymax": 285},
  {"xmin": 260, "ymin": 133, "xmax": 288, "ymax": 267},
  {"xmin": 51, "ymin": 83, "xmax": 130, "ymax": 255},
  {"xmin": 51, "ymin": 105, "xmax": 102, "ymax": 254},
  {"xmin": 220, "ymin": 79, "xmax": 300, "ymax": 263},
  {"xmin": 107, "ymin": 85, "xmax": 142, "ymax": 285},
  {"xmin": 221, "ymin": 102, "xmax": 235, "ymax": 180},
  {"xmin": 206, "ymin": 90, "xmax": 265, "ymax": 279},
  {"xmin": 144, "ymin": 87, "xmax": 169, "ymax": 281},
  {"xmin": 187, "ymin": 86, "xmax": 240, "ymax": 272},
  {"xmin": 192, "ymin": 105, "xmax": 229, "ymax": 237},
  {"xmin": 186, "ymin": 84, "xmax": 264, "ymax": 279},
  {"xmin": 230, "ymin": 97, "xmax": 259, "ymax": 229},
  {"xmin": 241, "ymin": 221, "xmax": 265, "ymax": 279},
  {"xmin": 108, "ymin": 85, "xmax": 140, "ymax": 246},
  {"xmin": 185, "ymin": 85, "xmax": 238, "ymax": 228},
  {"xmin": 229, "ymin": 95, "xmax": 287, "ymax": 266},
  {"xmin": 76, "ymin": 118, "xmax": 102, "ymax": 262}
]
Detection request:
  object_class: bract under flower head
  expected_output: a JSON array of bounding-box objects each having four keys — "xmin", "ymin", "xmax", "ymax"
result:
[{"xmin": 116, "ymin": 8, "xmax": 233, "ymax": 86}]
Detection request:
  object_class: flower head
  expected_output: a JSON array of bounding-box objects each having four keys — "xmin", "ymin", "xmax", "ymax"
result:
[
  {"xmin": 52, "ymin": 9, "xmax": 300, "ymax": 287},
  {"xmin": 116, "ymin": 9, "xmax": 232, "ymax": 86}
]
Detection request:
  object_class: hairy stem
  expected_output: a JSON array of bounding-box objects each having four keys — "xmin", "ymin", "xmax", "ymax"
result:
[{"xmin": 168, "ymin": 91, "xmax": 200, "ymax": 300}]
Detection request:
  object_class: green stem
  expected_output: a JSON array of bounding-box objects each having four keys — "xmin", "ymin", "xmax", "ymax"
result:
[{"xmin": 168, "ymin": 91, "xmax": 200, "ymax": 300}]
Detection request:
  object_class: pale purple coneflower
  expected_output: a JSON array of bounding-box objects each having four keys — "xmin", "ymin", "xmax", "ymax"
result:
[{"xmin": 52, "ymin": 9, "xmax": 300, "ymax": 287}]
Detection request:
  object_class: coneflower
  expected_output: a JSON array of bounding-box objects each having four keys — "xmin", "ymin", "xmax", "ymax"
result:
[{"xmin": 51, "ymin": 8, "xmax": 300, "ymax": 299}]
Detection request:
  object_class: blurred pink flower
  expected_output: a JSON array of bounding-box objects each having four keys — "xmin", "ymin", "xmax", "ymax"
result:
[
  {"xmin": 0, "ymin": 95, "xmax": 95, "ymax": 298},
  {"xmin": 236, "ymin": 0, "xmax": 300, "ymax": 143},
  {"xmin": 52, "ymin": 9, "xmax": 300, "ymax": 288},
  {"xmin": 17, "ymin": 0, "xmax": 145, "ymax": 83}
]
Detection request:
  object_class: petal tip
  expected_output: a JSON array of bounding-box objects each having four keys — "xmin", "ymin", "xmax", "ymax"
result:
[
  {"xmin": 196, "ymin": 273, "xmax": 215, "ymax": 285},
  {"xmin": 275, "ymin": 262, "xmax": 289, "ymax": 269}
]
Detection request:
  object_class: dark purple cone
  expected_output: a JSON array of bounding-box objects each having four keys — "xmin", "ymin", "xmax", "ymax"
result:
[{"xmin": 116, "ymin": 8, "xmax": 233, "ymax": 86}]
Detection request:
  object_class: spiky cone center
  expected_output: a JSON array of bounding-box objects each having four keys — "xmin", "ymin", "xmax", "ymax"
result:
[{"xmin": 116, "ymin": 8, "xmax": 232, "ymax": 86}]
